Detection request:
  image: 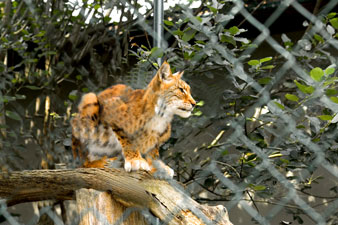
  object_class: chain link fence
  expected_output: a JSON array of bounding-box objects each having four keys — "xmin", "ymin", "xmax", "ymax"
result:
[{"xmin": 0, "ymin": 0, "xmax": 338, "ymax": 224}]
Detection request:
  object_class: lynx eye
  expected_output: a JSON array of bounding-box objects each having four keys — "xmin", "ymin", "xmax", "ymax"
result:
[{"xmin": 179, "ymin": 87, "xmax": 185, "ymax": 93}]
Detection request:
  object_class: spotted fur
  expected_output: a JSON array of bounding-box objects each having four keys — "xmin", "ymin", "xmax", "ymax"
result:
[{"xmin": 71, "ymin": 62, "xmax": 196, "ymax": 178}]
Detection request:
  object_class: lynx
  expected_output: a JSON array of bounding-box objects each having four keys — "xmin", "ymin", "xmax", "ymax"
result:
[{"xmin": 71, "ymin": 62, "xmax": 196, "ymax": 178}]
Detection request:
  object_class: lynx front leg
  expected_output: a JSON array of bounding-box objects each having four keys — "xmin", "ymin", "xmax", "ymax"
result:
[
  {"xmin": 124, "ymin": 150, "xmax": 151, "ymax": 172},
  {"xmin": 121, "ymin": 140, "xmax": 150, "ymax": 172},
  {"xmin": 146, "ymin": 148, "xmax": 174, "ymax": 179}
]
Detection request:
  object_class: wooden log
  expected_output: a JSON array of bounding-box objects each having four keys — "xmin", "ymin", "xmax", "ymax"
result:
[
  {"xmin": 0, "ymin": 168, "xmax": 232, "ymax": 225},
  {"xmin": 76, "ymin": 189, "xmax": 148, "ymax": 225}
]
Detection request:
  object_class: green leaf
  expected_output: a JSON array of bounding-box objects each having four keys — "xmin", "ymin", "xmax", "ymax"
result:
[
  {"xmin": 324, "ymin": 76, "xmax": 338, "ymax": 86},
  {"xmin": 294, "ymin": 80, "xmax": 314, "ymax": 94},
  {"xmin": 15, "ymin": 94, "xmax": 26, "ymax": 100},
  {"xmin": 252, "ymin": 185, "xmax": 266, "ymax": 191},
  {"xmin": 285, "ymin": 93, "xmax": 299, "ymax": 102},
  {"xmin": 296, "ymin": 125, "xmax": 306, "ymax": 129},
  {"xmin": 0, "ymin": 124, "xmax": 9, "ymax": 129},
  {"xmin": 220, "ymin": 35, "xmax": 236, "ymax": 46},
  {"xmin": 244, "ymin": 153, "xmax": 257, "ymax": 161},
  {"xmin": 50, "ymin": 112, "xmax": 61, "ymax": 119},
  {"xmin": 326, "ymin": 89, "xmax": 338, "ymax": 96},
  {"xmin": 182, "ymin": 29, "xmax": 197, "ymax": 42},
  {"xmin": 140, "ymin": 45, "xmax": 149, "ymax": 50},
  {"xmin": 150, "ymin": 47, "xmax": 164, "ymax": 58},
  {"xmin": 68, "ymin": 95, "xmax": 78, "ymax": 101},
  {"xmin": 1, "ymin": 37, "xmax": 8, "ymax": 43},
  {"xmin": 0, "ymin": 96, "xmax": 7, "ymax": 103},
  {"xmin": 94, "ymin": 4, "xmax": 100, "ymax": 10},
  {"xmin": 248, "ymin": 60, "xmax": 259, "ymax": 66},
  {"xmin": 327, "ymin": 12, "xmax": 337, "ymax": 19},
  {"xmin": 25, "ymin": 85, "xmax": 42, "ymax": 90},
  {"xmin": 258, "ymin": 77, "xmax": 271, "ymax": 85},
  {"xmin": 27, "ymin": 58, "xmax": 38, "ymax": 63},
  {"xmin": 82, "ymin": 87, "xmax": 89, "ymax": 93},
  {"xmin": 5, "ymin": 110, "xmax": 21, "ymax": 121},
  {"xmin": 21, "ymin": 29, "xmax": 29, "ymax": 35},
  {"xmin": 260, "ymin": 65, "xmax": 275, "ymax": 70},
  {"xmin": 284, "ymin": 41, "xmax": 294, "ymax": 49},
  {"xmin": 8, "ymin": 131, "xmax": 17, "ymax": 139},
  {"xmin": 221, "ymin": 150, "xmax": 228, "ymax": 156},
  {"xmin": 240, "ymin": 43, "xmax": 258, "ymax": 50},
  {"xmin": 318, "ymin": 115, "xmax": 333, "ymax": 121},
  {"xmin": 104, "ymin": 16, "xmax": 111, "ymax": 23},
  {"xmin": 274, "ymin": 101, "xmax": 285, "ymax": 110},
  {"xmin": 0, "ymin": 95, "xmax": 16, "ymax": 103},
  {"xmin": 68, "ymin": 90, "xmax": 78, "ymax": 101},
  {"xmin": 196, "ymin": 100, "xmax": 204, "ymax": 106},
  {"xmin": 310, "ymin": 67, "xmax": 324, "ymax": 82},
  {"xmin": 228, "ymin": 26, "xmax": 239, "ymax": 35},
  {"xmin": 12, "ymin": 1, "xmax": 18, "ymax": 7},
  {"xmin": 304, "ymin": 86, "xmax": 315, "ymax": 94},
  {"xmin": 183, "ymin": 51, "xmax": 190, "ymax": 60},
  {"xmin": 164, "ymin": 20, "xmax": 174, "ymax": 26},
  {"xmin": 193, "ymin": 110, "xmax": 202, "ymax": 116},
  {"xmin": 207, "ymin": 5, "xmax": 217, "ymax": 14},
  {"xmin": 172, "ymin": 29, "xmax": 183, "ymax": 37},
  {"xmin": 76, "ymin": 75, "xmax": 82, "ymax": 80},
  {"xmin": 35, "ymin": 31, "xmax": 46, "ymax": 37},
  {"xmin": 314, "ymin": 34, "xmax": 324, "ymax": 42},
  {"xmin": 325, "ymin": 67, "xmax": 335, "ymax": 75},
  {"xmin": 194, "ymin": 16, "xmax": 202, "ymax": 23},
  {"xmin": 280, "ymin": 158, "xmax": 290, "ymax": 165},
  {"xmin": 330, "ymin": 96, "xmax": 338, "ymax": 104},
  {"xmin": 329, "ymin": 18, "xmax": 338, "ymax": 29},
  {"xmin": 259, "ymin": 57, "xmax": 272, "ymax": 63},
  {"xmin": 45, "ymin": 51, "xmax": 57, "ymax": 56},
  {"xmin": 195, "ymin": 40, "xmax": 205, "ymax": 45},
  {"xmin": 23, "ymin": 36, "xmax": 31, "ymax": 41}
]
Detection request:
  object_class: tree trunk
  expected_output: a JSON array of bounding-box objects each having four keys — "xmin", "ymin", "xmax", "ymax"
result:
[{"xmin": 76, "ymin": 189, "xmax": 148, "ymax": 225}]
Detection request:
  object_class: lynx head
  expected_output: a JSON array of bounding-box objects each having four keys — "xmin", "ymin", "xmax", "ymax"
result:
[{"xmin": 152, "ymin": 61, "xmax": 196, "ymax": 118}]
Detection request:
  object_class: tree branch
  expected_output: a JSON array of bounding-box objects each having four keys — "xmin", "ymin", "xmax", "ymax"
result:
[{"xmin": 0, "ymin": 168, "xmax": 232, "ymax": 225}]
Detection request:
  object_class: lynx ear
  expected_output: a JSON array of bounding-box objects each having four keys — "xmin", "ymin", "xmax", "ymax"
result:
[
  {"xmin": 158, "ymin": 61, "xmax": 172, "ymax": 82},
  {"xmin": 173, "ymin": 71, "xmax": 184, "ymax": 79}
]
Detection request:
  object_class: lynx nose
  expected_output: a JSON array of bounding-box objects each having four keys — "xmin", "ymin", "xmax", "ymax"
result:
[{"xmin": 191, "ymin": 98, "xmax": 196, "ymax": 108}]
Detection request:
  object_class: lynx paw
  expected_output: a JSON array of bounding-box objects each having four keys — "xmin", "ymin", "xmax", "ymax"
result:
[
  {"xmin": 151, "ymin": 160, "xmax": 174, "ymax": 179},
  {"xmin": 124, "ymin": 158, "xmax": 150, "ymax": 172}
]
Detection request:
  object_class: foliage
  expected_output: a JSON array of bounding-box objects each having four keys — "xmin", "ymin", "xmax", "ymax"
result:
[
  {"xmin": 0, "ymin": 0, "xmax": 148, "ymax": 170},
  {"xmin": 131, "ymin": 2, "xmax": 338, "ymax": 223}
]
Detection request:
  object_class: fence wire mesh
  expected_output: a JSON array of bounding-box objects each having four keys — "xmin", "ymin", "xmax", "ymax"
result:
[{"xmin": 0, "ymin": 0, "xmax": 338, "ymax": 224}]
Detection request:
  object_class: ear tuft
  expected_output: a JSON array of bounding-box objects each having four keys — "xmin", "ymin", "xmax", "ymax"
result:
[
  {"xmin": 173, "ymin": 71, "xmax": 184, "ymax": 79},
  {"xmin": 158, "ymin": 61, "xmax": 172, "ymax": 82}
]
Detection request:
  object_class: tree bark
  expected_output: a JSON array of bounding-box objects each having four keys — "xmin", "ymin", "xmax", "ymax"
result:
[{"xmin": 0, "ymin": 168, "xmax": 232, "ymax": 225}]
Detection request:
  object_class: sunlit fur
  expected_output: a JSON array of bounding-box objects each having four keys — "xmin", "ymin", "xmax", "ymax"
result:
[{"xmin": 71, "ymin": 62, "xmax": 196, "ymax": 178}]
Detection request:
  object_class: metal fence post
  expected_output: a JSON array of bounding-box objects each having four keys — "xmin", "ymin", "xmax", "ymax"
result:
[{"xmin": 153, "ymin": 0, "xmax": 164, "ymax": 65}]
